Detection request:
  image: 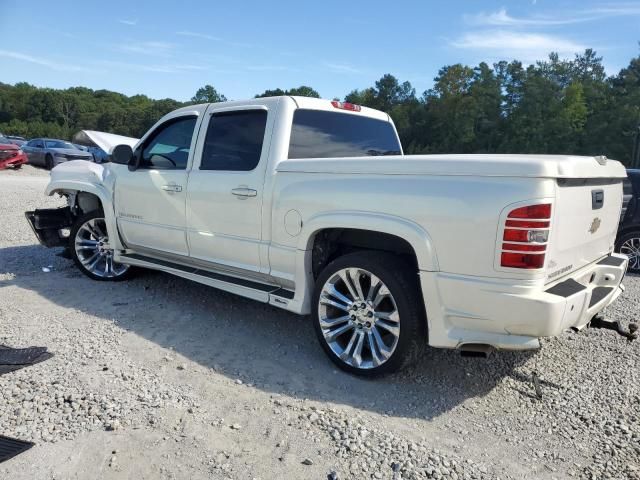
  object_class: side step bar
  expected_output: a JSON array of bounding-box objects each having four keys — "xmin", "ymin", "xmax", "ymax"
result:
[{"xmin": 119, "ymin": 253, "xmax": 295, "ymax": 307}]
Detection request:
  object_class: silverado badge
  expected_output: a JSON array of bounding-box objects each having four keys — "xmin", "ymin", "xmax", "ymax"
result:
[{"xmin": 589, "ymin": 217, "xmax": 601, "ymax": 234}]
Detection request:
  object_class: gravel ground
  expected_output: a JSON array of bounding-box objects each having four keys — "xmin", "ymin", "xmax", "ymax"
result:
[{"xmin": 0, "ymin": 164, "xmax": 638, "ymax": 479}]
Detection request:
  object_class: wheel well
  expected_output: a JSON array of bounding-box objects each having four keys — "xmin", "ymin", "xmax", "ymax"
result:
[
  {"xmin": 310, "ymin": 228, "xmax": 419, "ymax": 279},
  {"xmin": 76, "ymin": 192, "xmax": 102, "ymax": 214},
  {"xmin": 57, "ymin": 190, "xmax": 102, "ymax": 217},
  {"xmin": 616, "ymin": 226, "xmax": 640, "ymax": 245}
]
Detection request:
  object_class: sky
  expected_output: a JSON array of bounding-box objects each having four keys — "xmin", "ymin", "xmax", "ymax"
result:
[{"xmin": 1, "ymin": 0, "xmax": 639, "ymax": 102}]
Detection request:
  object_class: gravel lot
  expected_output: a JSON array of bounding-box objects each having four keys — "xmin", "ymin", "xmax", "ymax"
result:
[{"xmin": 0, "ymin": 165, "xmax": 638, "ymax": 480}]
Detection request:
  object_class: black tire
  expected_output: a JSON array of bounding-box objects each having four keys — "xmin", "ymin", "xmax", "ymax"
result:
[
  {"xmin": 312, "ymin": 251, "xmax": 426, "ymax": 376},
  {"xmin": 616, "ymin": 230, "xmax": 640, "ymax": 273},
  {"xmin": 45, "ymin": 154, "xmax": 53, "ymax": 170},
  {"xmin": 13, "ymin": 164, "xmax": 22, "ymax": 170},
  {"xmin": 69, "ymin": 210, "xmax": 132, "ymax": 282}
]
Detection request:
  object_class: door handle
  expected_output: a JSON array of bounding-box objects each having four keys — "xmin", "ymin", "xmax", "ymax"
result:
[
  {"xmin": 162, "ymin": 184, "xmax": 182, "ymax": 193},
  {"xmin": 231, "ymin": 187, "xmax": 257, "ymax": 198}
]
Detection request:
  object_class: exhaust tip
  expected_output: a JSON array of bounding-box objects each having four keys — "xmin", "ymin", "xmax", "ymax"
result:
[
  {"xmin": 460, "ymin": 350, "xmax": 488, "ymax": 358},
  {"xmin": 458, "ymin": 343, "xmax": 494, "ymax": 358}
]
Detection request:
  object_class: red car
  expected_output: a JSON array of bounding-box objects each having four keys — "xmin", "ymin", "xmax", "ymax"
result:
[{"xmin": 0, "ymin": 135, "xmax": 28, "ymax": 170}]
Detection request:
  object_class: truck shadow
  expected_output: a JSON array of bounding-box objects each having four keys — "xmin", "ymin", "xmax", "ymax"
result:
[{"xmin": 1, "ymin": 244, "xmax": 549, "ymax": 421}]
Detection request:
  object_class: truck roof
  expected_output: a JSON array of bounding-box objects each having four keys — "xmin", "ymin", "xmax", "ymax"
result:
[{"xmin": 181, "ymin": 96, "xmax": 391, "ymax": 122}]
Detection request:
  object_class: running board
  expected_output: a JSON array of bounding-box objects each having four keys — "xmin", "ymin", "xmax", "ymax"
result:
[{"xmin": 119, "ymin": 253, "xmax": 295, "ymax": 307}]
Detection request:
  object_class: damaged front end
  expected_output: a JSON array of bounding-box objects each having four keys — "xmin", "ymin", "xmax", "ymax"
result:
[
  {"xmin": 25, "ymin": 161, "xmax": 111, "ymax": 249},
  {"xmin": 24, "ymin": 207, "xmax": 73, "ymax": 248}
]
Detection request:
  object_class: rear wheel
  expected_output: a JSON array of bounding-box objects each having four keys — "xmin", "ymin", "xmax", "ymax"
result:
[
  {"xmin": 69, "ymin": 210, "xmax": 131, "ymax": 281},
  {"xmin": 616, "ymin": 230, "xmax": 640, "ymax": 273},
  {"xmin": 312, "ymin": 251, "xmax": 426, "ymax": 376},
  {"xmin": 13, "ymin": 164, "xmax": 22, "ymax": 170}
]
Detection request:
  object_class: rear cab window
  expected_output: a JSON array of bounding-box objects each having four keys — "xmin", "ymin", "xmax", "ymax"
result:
[{"xmin": 288, "ymin": 109, "xmax": 401, "ymax": 159}]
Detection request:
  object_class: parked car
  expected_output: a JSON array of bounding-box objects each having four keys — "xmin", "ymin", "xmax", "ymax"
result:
[
  {"xmin": 22, "ymin": 138, "xmax": 93, "ymax": 169},
  {"xmin": 88, "ymin": 146, "xmax": 109, "ymax": 164},
  {"xmin": 616, "ymin": 169, "xmax": 640, "ymax": 272},
  {"xmin": 6, "ymin": 135, "xmax": 27, "ymax": 147},
  {"xmin": 25, "ymin": 96, "xmax": 628, "ymax": 375},
  {"xmin": 0, "ymin": 135, "xmax": 28, "ymax": 170}
]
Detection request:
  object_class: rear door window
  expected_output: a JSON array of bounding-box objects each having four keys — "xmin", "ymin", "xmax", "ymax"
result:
[
  {"xmin": 200, "ymin": 110, "xmax": 268, "ymax": 171},
  {"xmin": 288, "ymin": 109, "xmax": 401, "ymax": 159}
]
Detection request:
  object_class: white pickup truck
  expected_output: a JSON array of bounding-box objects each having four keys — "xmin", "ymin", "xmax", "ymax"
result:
[{"xmin": 26, "ymin": 96, "xmax": 629, "ymax": 375}]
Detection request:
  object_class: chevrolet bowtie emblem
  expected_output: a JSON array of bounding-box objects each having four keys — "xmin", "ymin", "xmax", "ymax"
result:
[{"xmin": 589, "ymin": 217, "xmax": 601, "ymax": 234}]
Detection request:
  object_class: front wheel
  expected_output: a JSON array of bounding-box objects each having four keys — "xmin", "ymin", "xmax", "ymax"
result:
[
  {"xmin": 312, "ymin": 252, "xmax": 426, "ymax": 376},
  {"xmin": 616, "ymin": 230, "xmax": 640, "ymax": 273},
  {"xmin": 69, "ymin": 210, "xmax": 131, "ymax": 281}
]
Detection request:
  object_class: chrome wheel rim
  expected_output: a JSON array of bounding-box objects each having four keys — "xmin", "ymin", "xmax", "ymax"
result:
[
  {"xmin": 620, "ymin": 237, "xmax": 640, "ymax": 271},
  {"xmin": 318, "ymin": 268, "xmax": 400, "ymax": 369},
  {"xmin": 74, "ymin": 217, "xmax": 129, "ymax": 278}
]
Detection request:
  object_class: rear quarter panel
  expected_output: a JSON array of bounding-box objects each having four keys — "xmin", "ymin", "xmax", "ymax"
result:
[{"xmin": 269, "ymin": 172, "xmax": 556, "ymax": 282}]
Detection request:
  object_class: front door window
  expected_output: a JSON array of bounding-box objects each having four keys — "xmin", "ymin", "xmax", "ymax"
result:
[{"xmin": 140, "ymin": 116, "xmax": 197, "ymax": 170}]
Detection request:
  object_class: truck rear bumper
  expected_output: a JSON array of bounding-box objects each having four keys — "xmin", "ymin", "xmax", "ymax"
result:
[{"xmin": 421, "ymin": 253, "xmax": 628, "ymax": 351}]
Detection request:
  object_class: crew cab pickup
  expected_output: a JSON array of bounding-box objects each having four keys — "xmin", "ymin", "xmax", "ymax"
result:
[{"xmin": 26, "ymin": 96, "xmax": 629, "ymax": 375}]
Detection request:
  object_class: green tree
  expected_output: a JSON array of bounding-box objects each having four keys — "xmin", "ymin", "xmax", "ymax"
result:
[
  {"xmin": 254, "ymin": 88, "xmax": 286, "ymax": 98},
  {"xmin": 254, "ymin": 86, "xmax": 320, "ymax": 98},
  {"xmin": 286, "ymin": 86, "xmax": 320, "ymax": 98},
  {"xmin": 191, "ymin": 85, "xmax": 227, "ymax": 104},
  {"xmin": 346, "ymin": 74, "xmax": 415, "ymax": 112},
  {"xmin": 423, "ymin": 64, "xmax": 478, "ymax": 152}
]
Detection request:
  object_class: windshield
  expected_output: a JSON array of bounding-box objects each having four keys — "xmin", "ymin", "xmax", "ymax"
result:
[
  {"xmin": 0, "ymin": 136, "xmax": 10, "ymax": 144},
  {"xmin": 45, "ymin": 140, "xmax": 75, "ymax": 149}
]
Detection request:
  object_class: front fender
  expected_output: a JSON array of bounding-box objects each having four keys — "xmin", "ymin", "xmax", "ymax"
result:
[{"xmin": 45, "ymin": 161, "xmax": 121, "ymax": 250}]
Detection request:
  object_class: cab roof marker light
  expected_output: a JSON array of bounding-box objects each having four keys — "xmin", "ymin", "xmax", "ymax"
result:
[{"xmin": 331, "ymin": 101, "xmax": 361, "ymax": 112}]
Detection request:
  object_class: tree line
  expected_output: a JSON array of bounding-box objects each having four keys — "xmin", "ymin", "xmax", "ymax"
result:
[{"xmin": 0, "ymin": 49, "xmax": 638, "ymax": 165}]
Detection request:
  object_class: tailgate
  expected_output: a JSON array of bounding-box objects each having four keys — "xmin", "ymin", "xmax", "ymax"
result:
[{"xmin": 545, "ymin": 178, "xmax": 623, "ymax": 282}]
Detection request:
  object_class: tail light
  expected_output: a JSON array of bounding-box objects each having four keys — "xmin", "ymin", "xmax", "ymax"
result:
[{"xmin": 500, "ymin": 203, "xmax": 552, "ymax": 269}]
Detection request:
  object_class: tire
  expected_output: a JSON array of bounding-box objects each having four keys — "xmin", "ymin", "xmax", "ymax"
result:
[
  {"xmin": 45, "ymin": 154, "xmax": 53, "ymax": 170},
  {"xmin": 312, "ymin": 251, "xmax": 426, "ymax": 376},
  {"xmin": 13, "ymin": 164, "xmax": 22, "ymax": 170},
  {"xmin": 616, "ymin": 230, "xmax": 640, "ymax": 273},
  {"xmin": 69, "ymin": 210, "xmax": 132, "ymax": 281}
]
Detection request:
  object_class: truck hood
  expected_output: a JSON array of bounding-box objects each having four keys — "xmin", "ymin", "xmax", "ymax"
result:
[
  {"xmin": 277, "ymin": 154, "xmax": 628, "ymax": 179},
  {"xmin": 72, "ymin": 130, "xmax": 139, "ymax": 154}
]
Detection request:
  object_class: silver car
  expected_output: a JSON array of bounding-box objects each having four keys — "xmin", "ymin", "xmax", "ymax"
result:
[{"xmin": 22, "ymin": 138, "xmax": 93, "ymax": 169}]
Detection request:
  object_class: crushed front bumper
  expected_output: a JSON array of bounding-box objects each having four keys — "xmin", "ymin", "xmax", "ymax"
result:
[
  {"xmin": 0, "ymin": 152, "xmax": 28, "ymax": 169},
  {"xmin": 25, "ymin": 207, "xmax": 73, "ymax": 248}
]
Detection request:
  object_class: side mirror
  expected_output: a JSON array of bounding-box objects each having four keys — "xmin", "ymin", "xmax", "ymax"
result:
[{"xmin": 111, "ymin": 144, "xmax": 133, "ymax": 166}]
